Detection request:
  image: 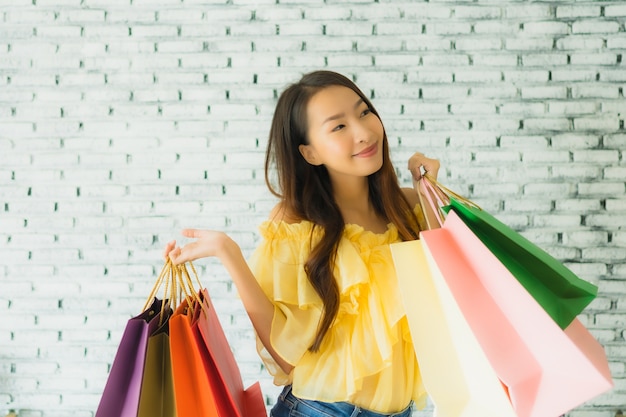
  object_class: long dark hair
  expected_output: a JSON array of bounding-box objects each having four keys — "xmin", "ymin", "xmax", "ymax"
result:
[{"xmin": 265, "ymin": 70, "xmax": 421, "ymax": 352}]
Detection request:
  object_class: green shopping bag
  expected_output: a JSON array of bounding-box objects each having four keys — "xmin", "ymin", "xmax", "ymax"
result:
[{"xmin": 445, "ymin": 197, "xmax": 597, "ymax": 329}]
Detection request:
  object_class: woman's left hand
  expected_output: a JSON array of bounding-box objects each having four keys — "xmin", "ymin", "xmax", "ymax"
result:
[
  {"xmin": 408, "ymin": 152, "xmax": 440, "ymax": 181},
  {"xmin": 166, "ymin": 229, "xmax": 235, "ymax": 265}
]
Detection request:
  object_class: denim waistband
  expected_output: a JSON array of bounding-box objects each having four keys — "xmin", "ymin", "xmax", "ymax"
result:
[{"xmin": 276, "ymin": 385, "xmax": 413, "ymax": 417}]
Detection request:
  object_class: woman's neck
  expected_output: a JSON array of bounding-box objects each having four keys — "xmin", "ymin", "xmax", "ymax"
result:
[{"xmin": 331, "ymin": 176, "xmax": 388, "ymax": 233}]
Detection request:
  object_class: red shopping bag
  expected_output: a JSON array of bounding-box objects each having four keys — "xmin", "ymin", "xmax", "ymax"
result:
[
  {"xmin": 194, "ymin": 288, "xmax": 267, "ymax": 417},
  {"xmin": 419, "ymin": 211, "xmax": 613, "ymax": 417}
]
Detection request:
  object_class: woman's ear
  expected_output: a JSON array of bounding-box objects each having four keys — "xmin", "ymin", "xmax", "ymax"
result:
[{"xmin": 299, "ymin": 144, "xmax": 322, "ymax": 166}]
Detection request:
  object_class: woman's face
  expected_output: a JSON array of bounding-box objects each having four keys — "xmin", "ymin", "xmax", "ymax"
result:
[{"xmin": 299, "ymin": 85, "xmax": 385, "ymax": 181}]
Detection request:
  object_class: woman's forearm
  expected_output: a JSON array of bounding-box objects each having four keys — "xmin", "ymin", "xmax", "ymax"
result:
[{"xmin": 218, "ymin": 237, "xmax": 295, "ymax": 375}]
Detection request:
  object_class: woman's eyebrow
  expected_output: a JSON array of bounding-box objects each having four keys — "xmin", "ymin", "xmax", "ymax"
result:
[{"xmin": 322, "ymin": 98, "xmax": 365, "ymax": 125}]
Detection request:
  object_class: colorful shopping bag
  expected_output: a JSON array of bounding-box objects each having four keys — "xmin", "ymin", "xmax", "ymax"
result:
[
  {"xmin": 417, "ymin": 174, "xmax": 598, "ymax": 329},
  {"xmin": 95, "ymin": 297, "xmax": 163, "ymax": 417},
  {"xmin": 447, "ymin": 197, "xmax": 597, "ymax": 329},
  {"xmin": 169, "ymin": 262, "xmax": 267, "ymax": 417},
  {"xmin": 137, "ymin": 304, "xmax": 177, "ymax": 417},
  {"xmin": 419, "ymin": 211, "xmax": 613, "ymax": 417},
  {"xmin": 194, "ymin": 288, "xmax": 267, "ymax": 417},
  {"xmin": 170, "ymin": 297, "xmax": 222, "ymax": 417},
  {"xmin": 390, "ymin": 240, "xmax": 517, "ymax": 417}
]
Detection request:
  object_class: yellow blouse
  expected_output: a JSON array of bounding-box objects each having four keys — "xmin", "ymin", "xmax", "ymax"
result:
[{"xmin": 247, "ymin": 209, "xmax": 428, "ymax": 413}]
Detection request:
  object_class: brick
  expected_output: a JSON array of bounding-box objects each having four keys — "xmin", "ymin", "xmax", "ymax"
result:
[
  {"xmin": 430, "ymin": 22, "xmax": 473, "ymax": 35},
  {"xmin": 377, "ymin": 22, "xmax": 424, "ymax": 36},
  {"xmin": 574, "ymin": 84, "xmax": 620, "ymax": 99},
  {"xmin": 402, "ymin": 4, "xmax": 451, "ymax": 20},
  {"xmin": 605, "ymin": 5, "xmax": 626, "ymax": 17},
  {"xmin": 579, "ymin": 182, "xmax": 625, "ymax": 196},
  {"xmin": 504, "ymin": 5, "xmax": 553, "ymax": 19},
  {"xmin": 556, "ymin": 5, "xmax": 602, "ymax": 19},
  {"xmin": 548, "ymin": 101, "xmax": 597, "ymax": 115},
  {"xmin": 573, "ymin": 20, "xmax": 620, "ymax": 34},
  {"xmin": 586, "ymin": 213, "xmax": 626, "ymax": 228},
  {"xmin": 552, "ymin": 164, "xmax": 602, "ymax": 179},
  {"xmin": 454, "ymin": 38, "xmax": 503, "ymax": 51},
  {"xmin": 454, "ymin": 5, "xmax": 502, "ymax": 19},
  {"xmin": 600, "ymin": 69, "xmax": 626, "ymax": 82},
  {"xmin": 533, "ymin": 214, "xmax": 584, "ymax": 227},
  {"xmin": 558, "ymin": 199, "xmax": 602, "ymax": 215},
  {"xmin": 523, "ymin": 182, "xmax": 574, "ymax": 196},
  {"xmin": 550, "ymin": 133, "xmax": 600, "ymax": 149},
  {"xmin": 352, "ymin": 4, "xmax": 401, "ymax": 19},
  {"xmin": 521, "ymin": 53, "xmax": 568, "ymax": 66},
  {"xmin": 556, "ymin": 36, "xmax": 604, "ymax": 50},
  {"xmin": 506, "ymin": 37, "xmax": 554, "ymax": 51},
  {"xmin": 601, "ymin": 100, "xmax": 626, "ymax": 114},
  {"xmin": 571, "ymin": 53, "xmax": 619, "ymax": 65},
  {"xmin": 474, "ymin": 21, "xmax": 519, "ymax": 35},
  {"xmin": 523, "ymin": 21, "xmax": 569, "ymax": 35},
  {"xmin": 521, "ymin": 86, "xmax": 567, "ymax": 100},
  {"xmin": 524, "ymin": 118, "xmax": 571, "ymax": 131},
  {"xmin": 327, "ymin": 53, "xmax": 370, "ymax": 68},
  {"xmin": 574, "ymin": 117, "xmax": 620, "ymax": 131},
  {"xmin": 503, "ymin": 70, "xmax": 549, "ymax": 83}
]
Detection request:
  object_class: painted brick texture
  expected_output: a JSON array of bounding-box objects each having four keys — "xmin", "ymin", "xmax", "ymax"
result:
[{"xmin": 1, "ymin": 1, "xmax": 625, "ymax": 416}]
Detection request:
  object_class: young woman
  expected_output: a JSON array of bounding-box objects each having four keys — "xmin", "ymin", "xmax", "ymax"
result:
[{"xmin": 165, "ymin": 70, "xmax": 440, "ymax": 417}]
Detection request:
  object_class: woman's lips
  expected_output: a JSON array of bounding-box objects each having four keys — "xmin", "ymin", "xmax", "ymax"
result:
[{"xmin": 354, "ymin": 143, "xmax": 378, "ymax": 157}]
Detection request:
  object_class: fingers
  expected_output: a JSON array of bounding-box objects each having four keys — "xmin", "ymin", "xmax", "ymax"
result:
[
  {"xmin": 168, "ymin": 246, "xmax": 186, "ymax": 265},
  {"xmin": 408, "ymin": 153, "xmax": 440, "ymax": 181},
  {"xmin": 163, "ymin": 240, "xmax": 176, "ymax": 261}
]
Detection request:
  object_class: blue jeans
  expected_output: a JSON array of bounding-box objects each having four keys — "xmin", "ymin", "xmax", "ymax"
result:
[{"xmin": 270, "ymin": 385, "xmax": 414, "ymax": 417}]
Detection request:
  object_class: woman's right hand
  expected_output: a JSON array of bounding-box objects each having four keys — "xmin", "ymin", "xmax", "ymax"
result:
[{"xmin": 163, "ymin": 229, "xmax": 235, "ymax": 265}]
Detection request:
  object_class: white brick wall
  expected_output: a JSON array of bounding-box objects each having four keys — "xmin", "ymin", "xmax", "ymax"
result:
[{"xmin": 0, "ymin": 1, "xmax": 625, "ymax": 416}]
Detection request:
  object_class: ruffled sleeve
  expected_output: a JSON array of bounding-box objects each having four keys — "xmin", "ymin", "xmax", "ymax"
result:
[{"xmin": 247, "ymin": 220, "xmax": 323, "ymax": 384}]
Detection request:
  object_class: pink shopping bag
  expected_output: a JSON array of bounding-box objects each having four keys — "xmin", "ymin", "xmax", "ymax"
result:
[
  {"xmin": 391, "ymin": 240, "xmax": 517, "ymax": 417},
  {"xmin": 419, "ymin": 211, "xmax": 613, "ymax": 417}
]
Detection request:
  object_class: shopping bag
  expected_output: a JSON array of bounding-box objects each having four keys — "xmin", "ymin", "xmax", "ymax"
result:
[
  {"xmin": 420, "ymin": 211, "xmax": 613, "ymax": 417},
  {"xmin": 447, "ymin": 197, "xmax": 597, "ymax": 329},
  {"xmin": 390, "ymin": 240, "xmax": 517, "ymax": 417},
  {"xmin": 137, "ymin": 303, "xmax": 177, "ymax": 417},
  {"xmin": 95, "ymin": 297, "xmax": 163, "ymax": 417},
  {"xmin": 417, "ymin": 174, "xmax": 598, "ymax": 329},
  {"xmin": 170, "ymin": 297, "xmax": 221, "ymax": 417},
  {"xmin": 194, "ymin": 288, "xmax": 267, "ymax": 417},
  {"xmin": 169, "ymin": 262, "xmax": 267, "ymax": 417}
]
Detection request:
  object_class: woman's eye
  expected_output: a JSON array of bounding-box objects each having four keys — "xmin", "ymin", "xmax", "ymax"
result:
[
  {"xmin": 361, "ymin": 108, "xmax": 371, "ymax": 117},
  {"xmin": 332, "ymin": 124, "xmax": 345, "ymax": 132}
]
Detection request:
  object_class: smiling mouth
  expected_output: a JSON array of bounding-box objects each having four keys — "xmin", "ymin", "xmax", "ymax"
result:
[{"xmin": 354, "ymin": 143, "xmax": 378, "ymax": 157}]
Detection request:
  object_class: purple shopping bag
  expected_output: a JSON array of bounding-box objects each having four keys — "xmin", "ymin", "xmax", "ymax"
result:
[{"xmin": 95, "ymin": 298, "xmax": 163, "ymax": 417}]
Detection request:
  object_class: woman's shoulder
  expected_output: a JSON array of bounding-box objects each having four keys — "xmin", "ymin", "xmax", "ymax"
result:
[
  {"xmin": 268, "ymin": 202, "xmax": 301, "ymax": 225},
  {"xmin": 258, "ymin": 203, "xmax": 316, "ymax": 242}
]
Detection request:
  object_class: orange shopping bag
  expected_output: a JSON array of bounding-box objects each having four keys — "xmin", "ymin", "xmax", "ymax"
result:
[
  {"xmin": 169, "ymin": 262, "xmax": 267, "ymax": 417},
  {"xmin": 170, "ymin": 297, "xmax": 221, "ymax": 416},
  {"xmin": 419, "ymin": 211, "xmax": 613, "ymax": 417}
]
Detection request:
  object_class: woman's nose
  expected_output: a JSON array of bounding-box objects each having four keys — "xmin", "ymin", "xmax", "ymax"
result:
[{"xmin": 353, "ymin": 120, "xmax": 373, "ymax": 143}]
